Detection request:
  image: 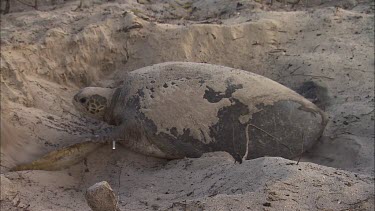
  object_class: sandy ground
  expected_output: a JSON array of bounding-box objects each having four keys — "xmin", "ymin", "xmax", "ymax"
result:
[{"xmin": 1, "ymin": 0, "xmax": 374, "ymax": 210}]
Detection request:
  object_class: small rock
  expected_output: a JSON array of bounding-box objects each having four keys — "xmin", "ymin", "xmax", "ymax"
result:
[{"xmin": 85, "ymin": 181, "xmax": 120, "ymax": 211}]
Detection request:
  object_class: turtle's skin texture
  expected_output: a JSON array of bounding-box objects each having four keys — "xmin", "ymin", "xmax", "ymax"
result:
[{"xmin": 73, "ymin": 62, "xmax": 328, "ymax": 161}]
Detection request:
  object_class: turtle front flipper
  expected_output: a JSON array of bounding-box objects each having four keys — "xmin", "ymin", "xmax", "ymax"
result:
[{"xmin": 11, "ymin": 142, "xmax": 104, "ymax": 171}]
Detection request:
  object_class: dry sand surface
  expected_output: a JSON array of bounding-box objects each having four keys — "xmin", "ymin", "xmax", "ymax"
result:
[{"xmin": 1, "ymin": 0, "xmax": 374, "ymax": 210}]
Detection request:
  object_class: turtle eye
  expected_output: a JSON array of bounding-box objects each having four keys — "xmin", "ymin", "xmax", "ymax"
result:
[{"xmin": 79, "ymin": 97, "xmax": 87, "ymax": 104}]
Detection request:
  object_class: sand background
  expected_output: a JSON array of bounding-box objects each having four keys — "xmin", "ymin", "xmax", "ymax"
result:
[{"xmin": 1, "ymin": 0, "xmax": 374, "ymax": 210}]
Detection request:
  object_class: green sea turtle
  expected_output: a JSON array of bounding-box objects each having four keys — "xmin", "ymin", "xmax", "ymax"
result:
[{"xmin": 13, "ymin": 62, "xmax": 327, "ymax": 170}]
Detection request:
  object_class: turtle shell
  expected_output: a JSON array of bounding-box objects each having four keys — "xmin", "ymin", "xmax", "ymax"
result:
[{"xmin": 108, "ymin": 62, "xmax": 327, "ymax": 160}]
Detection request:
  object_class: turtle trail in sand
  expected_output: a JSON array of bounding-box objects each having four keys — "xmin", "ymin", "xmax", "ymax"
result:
[{"xmin": 13, "ymin": 62, "xmax": 328, "ymax": 170}]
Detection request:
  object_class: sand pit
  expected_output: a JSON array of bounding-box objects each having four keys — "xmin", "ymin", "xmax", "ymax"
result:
[{"xmin": 1, "ymin": 0, "xmax": 374, "ymax": 210}]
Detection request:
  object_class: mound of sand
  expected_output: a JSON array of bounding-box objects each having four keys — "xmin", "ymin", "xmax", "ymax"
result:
[
  {"xmin": 1, "ymin": 148, "xmax": 374, "ymax": 210},
  {"xmin": 1, "ymin": 0, "xmax": 374, "ymax": 210}
]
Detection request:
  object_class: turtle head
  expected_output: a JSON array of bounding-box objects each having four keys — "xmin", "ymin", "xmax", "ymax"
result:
[{"xmin": 73, "ymin": 87, "xmax": 116, "ymax": 121}]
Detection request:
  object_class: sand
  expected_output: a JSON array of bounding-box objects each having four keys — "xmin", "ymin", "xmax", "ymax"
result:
[{"xmin": 1, "ymin": 0, "xmax": 374, "ymax": 210}]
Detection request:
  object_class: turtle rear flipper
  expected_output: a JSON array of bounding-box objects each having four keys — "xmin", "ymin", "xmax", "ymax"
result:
[{"xmin": 11, "ymin": 142, "xmax": 104, "ymax": 171}]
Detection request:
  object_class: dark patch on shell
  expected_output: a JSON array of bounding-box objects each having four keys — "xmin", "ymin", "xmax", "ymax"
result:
[
  {"xmin": 204, "ymin": 86, "xmax": 223, "ymax": 103},
  {"xmin": 245, "ymin": 101, "xmax": 323, "ymax": 159},
  {"xmin": 170, "ymin": 127, "xmax": 178, "ymax": 137},
  {"xmin": 206, "ymin": 98, "xmax": 249, "ymax": 158},
  {"xmin": 204, "ymin": 84, "xmax": 243, "ymax": 103}
]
